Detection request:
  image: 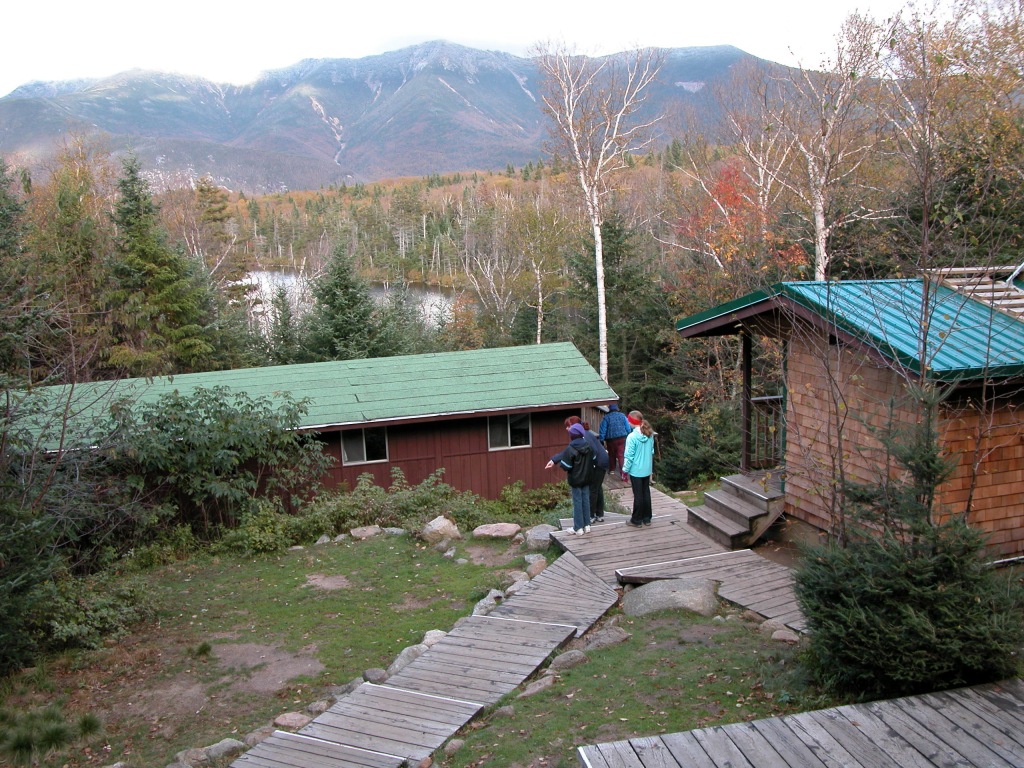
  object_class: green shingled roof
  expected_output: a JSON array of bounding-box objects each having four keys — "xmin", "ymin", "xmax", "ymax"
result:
[
  {"xmin": 677, "ymin": 279, "xmax": 1024, "ymax": 381},
  {"xmin": 30, "ymin": 343, "xmax": 617, "ymax": 436}
]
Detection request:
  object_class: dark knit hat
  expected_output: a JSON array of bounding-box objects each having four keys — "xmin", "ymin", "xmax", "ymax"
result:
[
  {"xmin": 568, "ymin": 423, "xmax": 586, "ymax": 438},
  {"xmin": 608, "ymin": 403, "xmax": 619, "ymax": 411}
]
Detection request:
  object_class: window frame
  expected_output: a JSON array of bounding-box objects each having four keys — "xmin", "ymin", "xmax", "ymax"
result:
[
  {"xmin": 487, "ymin": 413, "xmax": 532, "ymax": 451},
  {"xmin": 341, "ymin": 426, "xmax": 389, "ymax": 465}
]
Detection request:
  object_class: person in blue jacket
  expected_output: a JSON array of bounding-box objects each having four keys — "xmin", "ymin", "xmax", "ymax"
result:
[
  {"xmin": 622, "ymin": 410, "xmax": 655, "ymax": 527},
  {"xmin": 599, "ymin": 403, "xmax": 631, "ymax": 480},
  {"xmin": 545, "ymin": 422, "xmax": 593, "ymax": 535}
]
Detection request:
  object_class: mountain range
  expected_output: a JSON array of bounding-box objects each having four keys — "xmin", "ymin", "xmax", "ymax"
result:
[{"xmin": 0, "ymin": 41, "xmax": 759, "ymax": 192}]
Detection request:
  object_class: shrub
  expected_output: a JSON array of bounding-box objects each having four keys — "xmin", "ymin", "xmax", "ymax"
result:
[
  {"xmin": 26, "ymin": 573, "xmax": 155, "ymax": 653},
  {"xmin": 796, "ymin": 520, "xmax": 1024, "ymax": 698},
  {"xmin": 658, "ymin": 403, "xmax": 741, "ymax": 490},
  {"xmin": 0, "ymin": 510, "xmax": 59, "ymax": 676}
]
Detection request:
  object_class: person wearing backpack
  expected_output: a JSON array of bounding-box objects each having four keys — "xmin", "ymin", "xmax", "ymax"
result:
[
  {"xmin": 545, "ymin": 422, "xmax": 594, "ymax": 535},
  {"xmin": 566, "ymin": 415, "xmax": 609, "ymax": 522}
]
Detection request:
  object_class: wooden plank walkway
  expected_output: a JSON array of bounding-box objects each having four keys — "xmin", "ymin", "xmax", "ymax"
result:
[
  {"xmin": 298, "ymin": 683, "xmax": 480, "ymax": 764},
  {"xmin": 552, "ymin": 496, "xmax": 726, "ymax": 587},
  {"xmin": 486, "ymin": 550, "xmax": 619, "ymax": 635},
  {"xmin": 231, "ymin": 730, "xmax": 405, "ymax": 768},
  {"xmin": 382, "ymin": 615, "xmax": 576, "ymax": 704},
  {"xmin": 577, "ymin": 679, "xmax": 1024, "ymax": 768},
  {"xmin": 617, "ymin": 549, "xmax": 806, "ymax": 632}
]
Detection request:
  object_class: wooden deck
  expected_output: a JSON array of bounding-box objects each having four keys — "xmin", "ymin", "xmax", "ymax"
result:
[{"xmin": 577, "ymin": 678, "xmax": 1024, "ymax": 767}]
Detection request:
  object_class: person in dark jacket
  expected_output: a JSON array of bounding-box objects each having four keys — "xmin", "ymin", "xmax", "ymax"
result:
[
  {"xmin": 567, "ymin": 415, "xmax": 609, "ymax": 522},
  {"xmin": 545, "ymin": 422, "xmax": 593, "ymax": 535},
  {"xmin": 599, "ymin": 403, "xmax": 631, "ymax": 481}
]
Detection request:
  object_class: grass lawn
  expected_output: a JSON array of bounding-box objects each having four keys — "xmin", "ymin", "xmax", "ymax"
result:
[{"xmin": 0, "ymin": 532, "xmax": 839, "ymax": 768}]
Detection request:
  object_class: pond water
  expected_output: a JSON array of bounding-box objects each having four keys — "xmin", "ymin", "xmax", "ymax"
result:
[{"xmin": 244, "ymin": 270, "xmax": 454, "ymax": 324}]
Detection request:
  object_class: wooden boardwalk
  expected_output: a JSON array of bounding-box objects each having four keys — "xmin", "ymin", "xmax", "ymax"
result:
[
  {"xmin": 617, "ymin": 549, "xmax": 806, "ymax": 632},
  {"xmin": 553, "ymin": 490, "xmax": 726, "ymax": 587},
  {"xmin": 486, "ymin": 551, "xmax": 619, "ymax": 635},
  {"xmin": 578, "ymin": 678, "xmax": 1024, "ymax": 767}
]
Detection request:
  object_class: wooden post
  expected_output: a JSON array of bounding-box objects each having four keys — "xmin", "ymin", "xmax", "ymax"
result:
[{"xmin": 741, "ymin": 331, "xmax": 752, "ymax": 473}]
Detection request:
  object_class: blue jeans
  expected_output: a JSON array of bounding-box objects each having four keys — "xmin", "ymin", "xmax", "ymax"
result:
[{"xmin": 570, "ymin": 485, "xmax": 591, "ymax": 531}]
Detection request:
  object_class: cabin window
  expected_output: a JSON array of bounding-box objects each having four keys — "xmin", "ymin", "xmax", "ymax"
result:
[
  {"xmin": 488, "ymin": 414, "xmax": 531, "ymax": 450},
  {"xmin": 342, "ymin": 427, "xmax": 388, "ymax": 464}
]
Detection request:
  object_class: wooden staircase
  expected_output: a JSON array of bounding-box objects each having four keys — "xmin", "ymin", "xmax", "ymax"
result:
[{"xmin": 686, "ymin": 472, "xmax": 784, "ymax": 549}]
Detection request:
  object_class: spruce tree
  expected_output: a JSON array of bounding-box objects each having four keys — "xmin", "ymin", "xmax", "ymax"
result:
[{"xmin": 106, "ymin": 156, "xmax": 215, "ymax": 377}]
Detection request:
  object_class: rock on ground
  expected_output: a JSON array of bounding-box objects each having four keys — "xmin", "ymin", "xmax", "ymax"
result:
[
  {"xmin": 621, "ymin": 578, "xmax": 719, "ymax": 617},
  {"xmin": 422, "ymin": 516, "xmax": 461, "ymax": 544},
  {"xmin": 472, "ymin": 522, "xmax": 522, "ymax": 539}
]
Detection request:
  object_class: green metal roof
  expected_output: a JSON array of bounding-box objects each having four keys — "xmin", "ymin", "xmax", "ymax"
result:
[
  {"xmin": 30, "ymin": 343, "xmax": 617, "ymax": 436},
  {"xmin": 678, "ymin": 279, "xmax": 1024, "ymax": 381}
]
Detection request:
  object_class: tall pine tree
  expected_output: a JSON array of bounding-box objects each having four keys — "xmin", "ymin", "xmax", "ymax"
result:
[{"xmin": 106, "ymin": 155, "xmax": 215, "ymax": 377}]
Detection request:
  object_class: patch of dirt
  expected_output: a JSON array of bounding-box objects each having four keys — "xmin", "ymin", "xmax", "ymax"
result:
[
  {"xmin": 463, "ymin": 542, "xmax": 521, "ymax": 567},
  {"xmin": 305, "ymin": 573, "xmax": 352, "ymax": 590},
  {"xmin": 213, "ymin": 642, "xmax": 325, "ymax": 694},
  {"xmin": 678, "ymin": 624, "xmax": 729, "ymax": 644}
]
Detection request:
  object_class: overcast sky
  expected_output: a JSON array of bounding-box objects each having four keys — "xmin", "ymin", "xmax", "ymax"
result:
[{"xmin": 3, "ymin": 0, "xmax": 913, "ymax": 98}]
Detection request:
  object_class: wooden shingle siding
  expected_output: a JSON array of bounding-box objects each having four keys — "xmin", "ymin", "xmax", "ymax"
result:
[{"xmin": 784, "ymin": 329, "xmax": 1024, "ymax": 559}]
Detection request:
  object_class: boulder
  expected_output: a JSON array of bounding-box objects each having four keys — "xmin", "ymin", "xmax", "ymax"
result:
[
  {"xmin": 772, "ymin": 629, "xmax": 801, "ymax": 644},
  {"xmin": 273, "ymin": 712, "xmax": 312, "ymax": 730},
  {"xmin": 387, "ymin": 643, "xmax": 429, "ymax": 676},
  {"xmin": 518, "ymin": 675, "xmax": 555, "ymax": 698},
  {"xmin": 525, "ymin": 558, "xmax": 548, "ymax": 579},
  {"xmin": 363, "ymin": 668, "xmax": 388, "ymax": 684},
  {"xmin": 350, "ymin": 525, "xmax": 382, "ymax": 540},
  {"xmin": 471, "ymin": 589, "xmax": 506, "ymax": 616},
  {"xmin": 525, "ymin": 525, "xmax": 558, "ymax": 551},
  {"xmin": 472, "ymin": 522, "xmax": 522, "ymax": 539},
  {"xmin": 422, "ymin": 516, "xmax": 461, "ymax": 544},
  {"xmin": 204, "ymin": 739, "xmax": 247, "ymax": 761},
  {"xmin": 548, "ymin": 649, "xmax": 588, "ymax": 672},
  {"xmin": 243, "ymin": 726, "xmax": 275, "ymax": 747},
  {"xmin": 578, "ymin": 625, "xmax": 631, "ymax": 651},
  {"xmin": 422, "ymin": 629, "xmax": 447, "ymax": 647},
  {"xmin": 621, "ymin": 578, "xmax": 718, "ymax": 618}
]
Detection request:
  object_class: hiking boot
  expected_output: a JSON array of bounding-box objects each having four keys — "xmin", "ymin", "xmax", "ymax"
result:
[
  {"xmin": 626, "ymin": 521, "xmax": 642, "ymax": 528},
  {"xmin": 643, "ymin": 521, "xmax": 652, "ymax": 527}
]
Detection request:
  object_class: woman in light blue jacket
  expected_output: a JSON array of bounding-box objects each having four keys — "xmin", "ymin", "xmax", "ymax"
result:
[{"xmin": 622, "ymin": 410, "xmax": 655, "ymax": 527}]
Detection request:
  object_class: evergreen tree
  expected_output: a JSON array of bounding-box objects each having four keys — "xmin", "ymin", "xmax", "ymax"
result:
[
  {"xmin": 106, "ymin": 155, "xmax": 215, "ymax": 377},
  {"xmin": 303, "ymin": 247, "xmax": 377, "ymax": 361}
]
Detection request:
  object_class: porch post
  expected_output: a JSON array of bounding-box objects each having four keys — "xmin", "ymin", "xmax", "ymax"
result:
[{"xmin": 741, "ymin": 331, "xmax": 751, "ymax": 473}]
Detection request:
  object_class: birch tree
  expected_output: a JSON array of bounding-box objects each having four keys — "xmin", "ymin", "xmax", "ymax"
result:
[
  {"xmin": 535, "ymin": 42, "xmax": 663, "ymax": 381},
  {"xmin": 722, "ymin": 16, "xmax": 890, "ymax": 279}
]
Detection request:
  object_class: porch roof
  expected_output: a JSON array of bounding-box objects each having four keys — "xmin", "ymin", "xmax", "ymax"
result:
[{"xmin": 676, "ymin": 279, "xmax": 1024, "ymax": 381}]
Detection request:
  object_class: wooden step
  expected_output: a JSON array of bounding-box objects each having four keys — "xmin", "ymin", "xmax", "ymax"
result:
[
  {"xmin": 686, "ymin": 504, "xmax": 748, "ymax": 549},
  {"xmin": 720, "ymin": 473, "xmax": 784, "ymax": 514},
  {"xmin": 703, "ymin": 489, "xmax": 770, "ymax": 529}
]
